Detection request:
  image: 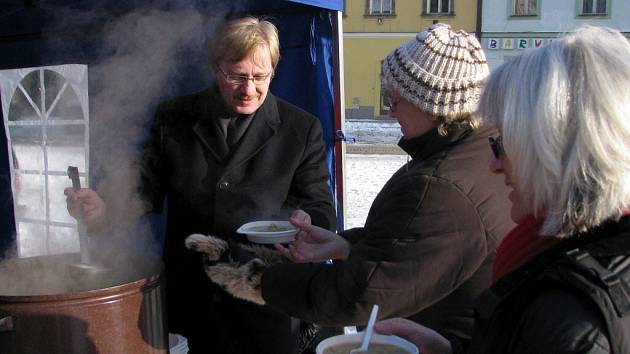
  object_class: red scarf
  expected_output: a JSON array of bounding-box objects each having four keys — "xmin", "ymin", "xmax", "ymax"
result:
[
  {"xmin": 492, "ymin": 215, "xmax": 559, "ymax": 283},
  {"xmin": 493, "ymin": 210, "xmax": 630, "ymax": 283}
]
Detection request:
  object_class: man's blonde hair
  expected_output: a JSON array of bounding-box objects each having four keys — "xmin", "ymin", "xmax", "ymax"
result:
[{"xmin": 209, "ymin": 16, "xmax": 280, "ymax": 68}]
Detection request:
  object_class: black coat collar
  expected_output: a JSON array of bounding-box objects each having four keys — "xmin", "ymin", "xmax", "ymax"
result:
[
  {"xmin": 566, "ymin": 215, "xmax": 630, "ymax": 256},
  {"xmin": 397, "ymin": 125, "xmax": 472, "ymax": 161},
  {"xmin": 192, "ymin": 88, "xmax": 229, "ymax": 160},
  {"xmin": 192, "ymin": 88, "xmax": 280, "ymax": 165},
  {"xmin": 491, "ymin": 216, "xmax": 630, "ymax": 297}
]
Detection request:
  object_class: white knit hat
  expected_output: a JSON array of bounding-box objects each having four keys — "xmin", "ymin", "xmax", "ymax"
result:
[{"xmin": 382, "ymin": 23, "xmax": 489, "ymax": 117}]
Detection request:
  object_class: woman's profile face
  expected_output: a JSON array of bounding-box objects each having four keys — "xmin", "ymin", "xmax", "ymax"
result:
[
  {"xmin": 387, "ymin": 93, "xmax": 437, "ymax": 139},
  {"xmin": 488, "ymin": 139, "xmax": 531, "ymax": 224}
]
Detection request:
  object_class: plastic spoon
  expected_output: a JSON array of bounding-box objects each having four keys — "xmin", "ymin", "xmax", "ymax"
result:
[{"xmin": 350, "ymin": 304, "xmax": 379, "ymax": 354}]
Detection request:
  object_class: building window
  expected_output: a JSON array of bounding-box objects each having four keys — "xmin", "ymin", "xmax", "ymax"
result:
[
  {"xmin": 580, "ymin": 0, "xmax": 607, "ymax": 15},
  {"xmin": 367, "ymin": 0, "xmax": 394, "ymax": 15},
  {"xmin": 423, "ymin": 0, "xmax": 454, "ymax": 15},
  {"xmin": 379, "ymin": 63, "xmax": 391, "ymax": 115},
  {"xmin": 380, "ymin": 88, "xmax": 390, "ymax": 115},
  {"xmin": 513, "ymin": 0, "xmax": 537, "ymax": 16}
]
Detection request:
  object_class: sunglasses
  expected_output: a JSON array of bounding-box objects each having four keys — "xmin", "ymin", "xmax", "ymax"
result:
[{"xmin": 488, "ymin": 136, "xmax": 504, "ymax": 159}]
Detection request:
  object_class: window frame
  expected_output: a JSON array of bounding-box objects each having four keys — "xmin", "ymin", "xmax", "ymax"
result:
[
  {"xmin": 379, "ymin": 88, "xmax": 390, "ymax": 116},
  {"xmin": 512, "ymin": 0, "xmax": 538, "ymax": 17},
  {"xmin": 379, "ymin": 60, "xmax": 390, "ymax": 116},
  {"xmin": 365, "ymin": 0, "xmax": 396, "ymax": 16},
  {"xmin": 422, "ymin": 0, "xmax": 455, "ymax": 16},
  {"xmin": 578, "ymin": 0, "xmax": 608, "ymax": 16}
]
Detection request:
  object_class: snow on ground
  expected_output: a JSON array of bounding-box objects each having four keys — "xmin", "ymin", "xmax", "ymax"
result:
[
  {"xmin": 344, "ymin": 119, "xmax": 401, "ymax": 145},
  {"xmin": 342, "ymin": 119, "xmax": 406, "ymax": 229},
  {"xmin": 343, "ymin": 153, "xmax": 407, "ymax": 229}
]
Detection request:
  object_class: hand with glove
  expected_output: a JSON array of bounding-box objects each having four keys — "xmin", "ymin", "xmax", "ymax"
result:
[{"xmin": 185, "ymin": 233, "xmax": 286, "ymax": 305}]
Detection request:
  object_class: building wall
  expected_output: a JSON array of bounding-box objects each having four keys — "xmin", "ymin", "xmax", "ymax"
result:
[
  {"xmin": 343, "ymin": 0, "xmax": 479, "ymax": 119},
  {"xmin": 481, "ymin": 0, "xmax": 630, "ymax": 69}
]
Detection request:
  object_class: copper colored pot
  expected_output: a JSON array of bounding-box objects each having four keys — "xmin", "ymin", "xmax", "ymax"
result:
[{"xmin": 0, "ymin": 254, "xmax": 168, "ymax": 354}]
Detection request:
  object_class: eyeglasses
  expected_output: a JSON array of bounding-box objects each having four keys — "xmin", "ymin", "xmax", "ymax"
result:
[
  {"xmin": 217, "ymin": 66, "xmax": 273, "ymax": 86},
  {"xmin": 384, "ymin": 91, "xmax": 401, "ymax": 108},
  {"xmin": 488, "ymin": 136, "xmax": 504, "ymax": 159}
]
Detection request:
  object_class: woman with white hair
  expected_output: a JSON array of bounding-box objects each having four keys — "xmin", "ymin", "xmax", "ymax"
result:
[{"xmin": 374, "ymin": 25, "xmax": 630, "ymax": 354}]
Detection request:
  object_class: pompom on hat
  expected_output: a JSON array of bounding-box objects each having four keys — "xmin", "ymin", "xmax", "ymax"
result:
[{"xmin": 382, "ymin": 23, "xmax": 489, "ymax": 117}]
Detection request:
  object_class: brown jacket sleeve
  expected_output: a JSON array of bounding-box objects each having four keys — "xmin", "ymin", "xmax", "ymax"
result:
[{"xmin": 261, "ymin": 176, "xmax": 489, "ymax": 326}]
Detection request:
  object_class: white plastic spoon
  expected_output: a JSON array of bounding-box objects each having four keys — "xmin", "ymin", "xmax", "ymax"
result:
[{"xmin": 350, "ymin": 304, "xmax": 379, "ymax": 354}]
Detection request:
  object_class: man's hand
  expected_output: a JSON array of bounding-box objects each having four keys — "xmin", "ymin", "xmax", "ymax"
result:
[
  {"xmin": 64, "ymin": 188, "xmax": 107, "ymax": 233},
  {"xmin": 374, "ymin": 318, "xmax": 452, "ymax": 354},
  {"xmin": 274, "ymin": 216, "xmax": 351, "ymax": 263}
]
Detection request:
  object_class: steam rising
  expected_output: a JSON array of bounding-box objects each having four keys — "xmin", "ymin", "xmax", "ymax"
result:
[
  {"xmin": 0, "ymin": 1, "xmax": 243, "ymax": 294},
  {"xmin": 88, "ymin": 4, "xmax": 209, "ymax": 248},
  {"xmin": 70, "ymin": 3, "xmax": 214, "ymax": 275}
]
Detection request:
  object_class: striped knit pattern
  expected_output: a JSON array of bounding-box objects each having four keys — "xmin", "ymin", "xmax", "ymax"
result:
[{"xmin": 382, "ymin": 23, "xmax": 489, "ymax": 117}]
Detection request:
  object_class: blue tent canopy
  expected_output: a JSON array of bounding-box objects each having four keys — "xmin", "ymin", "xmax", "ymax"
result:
[{"xmin": 0, "ymin": 0, "xmax": 344, "ymax": 255}]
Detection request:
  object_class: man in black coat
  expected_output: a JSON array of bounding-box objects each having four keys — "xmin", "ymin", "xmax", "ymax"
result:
[{"xmin": 65, "ymin": 16, "xmax": 335, "ymax": 354}]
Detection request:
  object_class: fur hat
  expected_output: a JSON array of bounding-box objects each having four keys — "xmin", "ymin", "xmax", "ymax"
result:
[{"xmin": 382, "ymin": 23, "xmax": 489, "ymax": 117}]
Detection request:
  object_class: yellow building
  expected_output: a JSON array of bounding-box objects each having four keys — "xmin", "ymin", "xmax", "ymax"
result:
[{"xmin": 343, "ymin": 0, "xmax": 479, "ymax": 119}]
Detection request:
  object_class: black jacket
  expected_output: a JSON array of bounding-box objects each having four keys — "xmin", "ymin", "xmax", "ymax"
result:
[
  {"xmin": 140, "ymin": 88, "xmax": 336, "ymax": 354},
  {"xmin": 262, "ymin": 125, "xmax": 514, "ymax": 340},
  {"xmin": 459, "ymin": 216, "xmax": 630, "ymax": 354}
]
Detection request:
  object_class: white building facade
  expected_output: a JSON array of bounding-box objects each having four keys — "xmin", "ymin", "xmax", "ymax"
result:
[{"xmin": 481, "ymin": 0, "xmax": 630, "ymax": 69}]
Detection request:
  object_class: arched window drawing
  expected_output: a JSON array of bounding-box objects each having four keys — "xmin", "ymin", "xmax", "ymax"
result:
[{"xmin": 0, "ymin": 65, "xmax": 89, "ymax": 258}]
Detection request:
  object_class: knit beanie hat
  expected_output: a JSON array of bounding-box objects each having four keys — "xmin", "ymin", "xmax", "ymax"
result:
[{"xmin": 382, "ymin": 23, "xmax": 489, "ymax": 117}]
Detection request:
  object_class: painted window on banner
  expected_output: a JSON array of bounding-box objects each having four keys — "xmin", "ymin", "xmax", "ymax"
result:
[{"xmin": 0, "ymin": 65, "xmax": 89, "ymax": 257}]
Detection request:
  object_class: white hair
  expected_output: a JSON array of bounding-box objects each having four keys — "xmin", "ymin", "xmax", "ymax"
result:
[{"xmin": 478, "ymin": 26, "xmax": 630, "ymax": 237}]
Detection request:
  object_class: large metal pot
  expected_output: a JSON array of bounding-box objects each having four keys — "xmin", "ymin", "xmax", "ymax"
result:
[{"xmin": 0, "ymin": 254, "xmax": 167, "ymax": 354}]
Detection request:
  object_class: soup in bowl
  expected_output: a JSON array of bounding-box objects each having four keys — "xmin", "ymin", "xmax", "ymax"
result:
[
  {"xmin": 236, "ymin": 220, "xmax": 298, "ymax": 244},
  {"xmin": 316, "ymin": 333, "xmax": 418, "ymax": 354}
]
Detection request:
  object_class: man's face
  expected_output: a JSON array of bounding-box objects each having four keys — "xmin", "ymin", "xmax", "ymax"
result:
[{"xmin": 212, "ymin": 46, "xmax": 274, "ymax": 115}]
